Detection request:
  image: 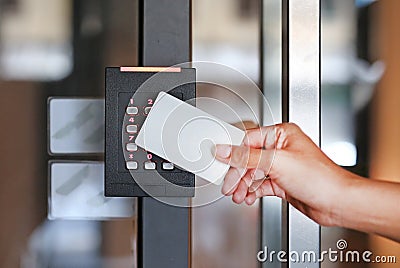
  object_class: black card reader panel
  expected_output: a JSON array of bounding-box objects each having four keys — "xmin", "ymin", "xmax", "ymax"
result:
[{"xmin": 105, "ymin": 67, "xmax": 195, "ymax": 197}]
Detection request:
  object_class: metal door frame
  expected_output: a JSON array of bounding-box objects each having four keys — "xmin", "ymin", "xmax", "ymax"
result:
[
  {"xmin": 261, "ymin": 0, "xmax": 321, "ymax": 267},
  {"xmin": 137, "ymin": 0, "xmax": 192, "ymax": 267}
]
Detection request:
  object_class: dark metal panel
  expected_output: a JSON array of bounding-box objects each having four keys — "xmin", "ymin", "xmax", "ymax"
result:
[
  {"xmin": 138, "ymin": 198, "xmax": 190, "ymax": 268},
  {"xmin": 139, "ymin": 0, "xmax": 191, "ymax": 66},
  {"xmin": 138, "ymin": 0, "xmax": 191, "ymax": 267},
  {"xmin": 104, "ymin": 68, "xmax": 195, "ymax": 197}
]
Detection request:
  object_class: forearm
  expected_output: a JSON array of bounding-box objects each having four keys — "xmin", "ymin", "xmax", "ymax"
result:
[{"xmin": 335, "ymin": 176, "xmax": 400, "ymax": 242}]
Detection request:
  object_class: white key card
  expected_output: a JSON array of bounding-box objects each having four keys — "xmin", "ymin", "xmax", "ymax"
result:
[{"xmin": 135, "ymin": 92, "xmax": 245, "ymax": 184}]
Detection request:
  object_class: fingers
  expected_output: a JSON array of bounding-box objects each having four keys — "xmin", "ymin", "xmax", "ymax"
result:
[
  {"xmin": 248, "ymin": 178, "xmax": 265, "ymax": 193},
  {"xmin": 244, "ymin": 192, "xmax": 257, "ymax": 205},
  {"xmin": 225, "ymin": 175, "xmax": 286, "ymax": 205},
  {"xmin": 243, "ymin": 180, "xmax": 277, "ymax": 205},
  {"xmin": 215, "ymin": 123, "xmax": 302, "ymax": 170},
  {"xmin": 222, "ymin": 168, "xmax": 264, "ymax": 194},
  {"xmin": 218, "ymin": 123, "xmax": 309, "ymax": 206},
  {"xmin": 221, "ymin": 167, "xmax": 247, "ymax": 196},
  {"xmin": 244, "ymin": 125, "xmax": 276, "ymax": 149},
  {"xmin": 254, "ymin": 180, "xmax": 277, "ymax": 198},
  {"xmin": 232, "ymin": 179, "xmax": 248, "ymax": 204},
  {"xmin": 224, "ymin": 172, "xmax": 279, "ymax": 205},
  {"xmin": 215, "ymin": 144, "xmax": 274, "ymax": 172},
  {"xmin": 217, "ymin": 144, "xmax": 275, "ymax": 203},
  {"xmin": 244, "ymin": 123, "xmax": 305, "ymax": 150}
]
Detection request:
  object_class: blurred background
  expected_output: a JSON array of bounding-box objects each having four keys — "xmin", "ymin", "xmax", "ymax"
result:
[{"xmin": 0, "ymin": 0, "xmax": 399, "ymax": 267}]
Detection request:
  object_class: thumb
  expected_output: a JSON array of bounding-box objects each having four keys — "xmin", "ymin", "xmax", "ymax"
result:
[{"xmin": 215, "ymin": 144, "xmax": 275, "ymax": 172}]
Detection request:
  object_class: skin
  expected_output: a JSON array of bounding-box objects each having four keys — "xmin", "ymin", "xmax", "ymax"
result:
[{"xmin": 215, "ymin": 123, "xmax": 400, "ymax": 243}]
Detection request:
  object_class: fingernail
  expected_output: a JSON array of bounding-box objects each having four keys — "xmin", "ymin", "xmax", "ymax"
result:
[
  {"xmin": 245, "ymin": 196, "xmax": 252, "ymax": 206},
  {"xmin": 215, "ymin": 145, "xmax": 231, "ymax": 159}
]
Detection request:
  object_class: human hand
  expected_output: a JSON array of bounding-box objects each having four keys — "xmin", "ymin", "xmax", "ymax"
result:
[{"xmin": 215, "ymin": 123, "xmax": 355, "ymax": 226}]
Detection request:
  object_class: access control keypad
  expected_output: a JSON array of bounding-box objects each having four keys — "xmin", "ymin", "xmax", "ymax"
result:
[
  {"xmin": 119, "ymin": 92, "xmax": 179, "ymax": 173},
  {"xmin": 105, "ymin": 67, "xmax": 195, "ymax": 197}
]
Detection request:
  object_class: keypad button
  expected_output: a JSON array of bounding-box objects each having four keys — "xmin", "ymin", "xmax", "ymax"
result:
[
  {"xmin": 162, "ymin": 162, "xmax": 174, "ymax": 170},
  {"xmin": 144, "ymin": 161, "xmax": 156, "ymax": 170},
  {"xmin": 126, "ymin": 106, "xmax": 138, "ymax": 115},
  {"xmin": 126, "ymin": 143, "xmax": 138, "ymax": 152},
  {"xmin": 144, "ymin": 107, "xmax": 152, "ymax": 115},
  {"xmin": 126, "ymin": 161, "xmax": 138, "ymax": 170},
  {"xmin": 126, "ymin": 125, "xmax": 138, "ymax": 134}
]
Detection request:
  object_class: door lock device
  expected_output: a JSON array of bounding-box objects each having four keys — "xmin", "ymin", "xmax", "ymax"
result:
[{"xmin": 105, "ymin": 67, "xmax": 195, "ymax": 197}]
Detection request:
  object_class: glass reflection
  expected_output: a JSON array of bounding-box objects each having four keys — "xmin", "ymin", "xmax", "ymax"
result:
[{"xmin": 192, "ymin": 0, "xmax": 261, "ymax": 267}]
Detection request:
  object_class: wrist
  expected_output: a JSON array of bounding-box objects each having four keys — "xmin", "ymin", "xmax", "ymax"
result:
[
  {"xmin": 328, "ymin": 170, "xmax": 360, "ymax": 228},
  {"xmin": 330, "ymin": 172, "xmax": 370, "ymax": 229}
]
